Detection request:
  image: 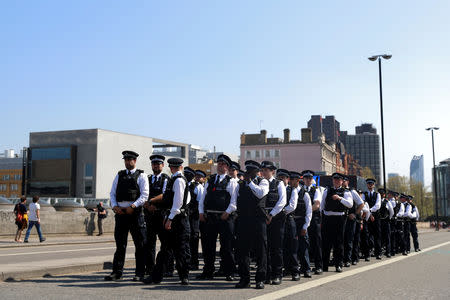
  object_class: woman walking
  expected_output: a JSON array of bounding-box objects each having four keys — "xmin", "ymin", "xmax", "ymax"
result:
[{"xmin": 14, "ymin": 196, "xmax": 28, "ymax": 242}]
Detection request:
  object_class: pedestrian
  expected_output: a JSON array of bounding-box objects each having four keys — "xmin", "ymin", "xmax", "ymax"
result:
[
  {"xmin": 24, "ymin": 196, "xmax": 46, "ymax": 243},
  {"xmin": 94, "ymin": 201, "xmax": 107, "ymax": 236},
  {"xmin": 407, "ymin": 195, "xmax": 420, "ymax": 252},
  {"xmin": 14, "ymin": 196, "xmax": 28, "ymax": 242},
  {"xmin": 104, "ymin": 150, "xmax": 148, "ymax": 282}
]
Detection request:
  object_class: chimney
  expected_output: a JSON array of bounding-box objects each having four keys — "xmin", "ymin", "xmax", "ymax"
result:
[
  {"xmin": 260, "ymin": 130, "xmax": 267, "ymax": 144},
  {"xmin": 283, "ymin": 128, "xmax": 290, "ymax": 143},
  {"xmin": 301, "ymin": 128, "xmax": 312, "ymax": 143},
  {"xmin": 240, "ymin": 133, "xmax": 246, "ymax": 145}
]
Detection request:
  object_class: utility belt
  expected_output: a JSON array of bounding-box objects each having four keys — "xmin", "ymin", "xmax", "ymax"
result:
[{"xmin": 205, "ymin": 210, "xmax": 236, "ymax": 218}]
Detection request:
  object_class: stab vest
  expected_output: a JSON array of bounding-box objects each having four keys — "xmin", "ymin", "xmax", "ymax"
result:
[
  {"xmin": 161, "ymin": 174, "xmax": 189, "ymax": 210},
  {"xmin": 204, "ymin": 174, "xmax": 231, "ymax": 212},
  {"xmin": 116, "ymin": 169, "xmax": 143, "ymax": 202},
  {"xmin": 364, "ymin": 191, "xmax": 380, "ymax": 217},
  {"xmin": 324, "ymin": 186, "xmax": 347, "ymax": 213},
  {"xmin": 237, "ymin": 177, "xmax": 267, "ymax": 218},
  {"xmin": 294, "ymin": 187, "xmax": 307, "ymax": 222},
  {"xmin": 379, "ymin": 198, "xmax": 390, "ymax": 219},
  {"xmin": 266, "ymin": 178, "xmax": 281, "ymax": 209}
]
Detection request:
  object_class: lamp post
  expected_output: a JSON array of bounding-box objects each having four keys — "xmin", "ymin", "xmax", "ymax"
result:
[
  {"xmin": 426, "ymin": 127, "xmax": 440, "ymax": 231},
  {"xmin": 368, "ymin": 54, "xmax": 392, "ymax": 190}
]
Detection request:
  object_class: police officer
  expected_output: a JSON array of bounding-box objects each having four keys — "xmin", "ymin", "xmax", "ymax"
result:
[
  {"xmin": 362, "ymin": 178, "xmax": 382, "ymax": 260},
  {"xmin": 235, "ymin": 160, "xmax": 269, "ymax": 289},
  {"xmin": 146, "ymin": 158, "xmax": 191, "ymax": 285},
  {"xmin": 407, "ymin": 195, "xmax": 421, "ymax": 252},
  {"xmin": 105, "ymin": 151, "xmax": 149, "ymax": 281},
  {"xmin": 320, "ymin": 173, "xmax": 353, "ymax": 272},
  {"xmin": 302, "ymin": 170, "xmax": 323, "ymax": 275},
  {"xmin": 142, "ymin": 154, "xmax": 171, "ymax": 279},
  {"xmin": 352, "ymin": 190, "xmax": 370, "ymax": 265},
  {"xmin": 342, "ymin": 175, "xmax": 364, "ymax": 267},
  {"xmin": 260, "ymin": 161, "xmax": 287, "ymax": 285},
  {"xmin": 184, "ymin": 167, "xmax": 205, "ymax": 270},
  {"xmin": 387, "ymin": 190, "xmax": 399, "ymax": 256},
  {"xmin": 229, "ymin": 161, "xmax": 241, "ymax": 180},
  {"xmin": 378, "ymin": 188, "xmax": 394, "ymax": 257},
  {"xmin": 286, "ymin": 171, "xmax": 313, "ymax": 278},
  {"xmin": 402, "ymin": 194, "xmax": 413, "ymax": 254},
  {"xmin": 198, "ymin": 154, "xmax": 238, "ymax": 281},
  {"xmin": 396, "ymin": 194, "xmax": 409, "ymax": 256}
]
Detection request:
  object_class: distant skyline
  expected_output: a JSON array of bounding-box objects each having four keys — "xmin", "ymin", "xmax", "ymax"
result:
[{"xmin": 1, "ymin": 1, "xmax": 449, "ymax": 187}]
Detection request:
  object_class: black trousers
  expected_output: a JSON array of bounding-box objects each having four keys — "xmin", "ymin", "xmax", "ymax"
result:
[
  {"xmin": 283, "ymin": 215, "xmax": 299, "ymax": 274},
  {"xmin": 344, "ymin": 217, "xmax": 356, "ymax": 263},
  {"xmin": 189, "ymin": 212, "xmax": 200, "ymax": 268},
  {"xmin": 380, "ymin": 218, "xmax": 391, "ymax": 255},
  {"xmin": 236, "ymin": 216, "xmax": 267, "ymax": 283},
  {"xmin": 368, "ymin": 217, "xmax": 382, "ymax": 256},
  {"xmin": 112, "ymin": 211, "xmax": 147, "ymax": 277},
  {"xmin": 307, "ymin": 213, "xmax": 323, "ymax": 269},
  {"xmin": 360, "ymin": 221, "xmax": 370, "ymax": 258},
  {"xmin": 152, "ymin": 213, "xmax": 191, "ymax": 282},
  {"xmin": 390, "ymin": 220, "xmax": 397, "ymax": 255},
  {"xmin": 202, "ymin": 213, "xmax": 236, "ymax": 276},
  {"xmin": 404, "ymin": 221, "xmax": 411, "ymax": 251},
  {"xmin": 97, "ymin": 217, "xmax": 104, "ymax": 234},
  {"xmin": 351, "ymin": 221, "xmax": 362, "ymax": 262},
  {"xmin": 410, "ymin": 222, "xmax": 419, "ymax": 250},
  {"xmin": 266, "ymin": 213, "xmax": 286, "ymax": 279},
  {"xmin": 321, "ymin": 215, "xmax": 346, "ymax": 269},
  {"xmin": 144, "ymin": 211, "xmax": 174, "ymax": 274},
  {"xmin": 295, "ymin": 219, "xmax": 311, "ymax": 273}
]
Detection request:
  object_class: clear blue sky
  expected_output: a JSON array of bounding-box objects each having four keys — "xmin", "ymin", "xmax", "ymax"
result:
[{"xmin": 1, "ymin": 1, "xmax": 449, "ymax": 187}]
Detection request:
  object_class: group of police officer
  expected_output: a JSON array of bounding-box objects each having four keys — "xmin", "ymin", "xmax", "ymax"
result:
[{"xmin": 104, "ymin": 150, "xmax": 421, "ymax": 289}]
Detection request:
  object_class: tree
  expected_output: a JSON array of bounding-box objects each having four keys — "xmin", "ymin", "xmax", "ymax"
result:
[{"xmin": 361, "ymin": 166, "xmax": 375, "ymax": 179}]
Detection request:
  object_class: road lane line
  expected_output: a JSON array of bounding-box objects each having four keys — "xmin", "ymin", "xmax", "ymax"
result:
[
  {"xmin": 249, "ymin": 240, "xmax": 450, "ymax": 300},
  {"xmin": 0, "ymin": 246, "xmax": 134, "ymax": 257}
]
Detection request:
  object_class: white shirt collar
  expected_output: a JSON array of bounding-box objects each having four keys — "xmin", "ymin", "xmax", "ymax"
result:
[
  {"xmin": 127, "ymin": 168, "xmax": 137, "ymax": 174},
  {"xmin": 172, "ymin": 170, "xmax": 182, "ymax": 177}
]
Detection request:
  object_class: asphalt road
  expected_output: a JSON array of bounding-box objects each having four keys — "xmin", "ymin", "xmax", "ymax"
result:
[{"xmin": 0, "ymin": 231, "xmax": 449, "ymax": 300}]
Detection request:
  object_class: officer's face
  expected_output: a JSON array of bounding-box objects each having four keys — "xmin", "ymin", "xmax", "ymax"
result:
[
  {"xmin": 277, "ymin": 175, "xmax": 288, "ymax": 186},
  {"xmin": 124, "ymin": 158, "xmax": 136, "ymax": 169},
  {"xmin": 170, "ymin": 166, "xmax": 181, "ymax": 174},
  {"xmin": 290, "ymin": 178, "xmax": 300, "ymax": 188},
  {"xmin": 332, "ymin": 177, "xmax": 343, "ymax": 188},
  {"xmin": 152, "ymin": 162, "xmax": 163, "ymax": 174},
  {"xmin": 261, "ymin": 168, "xmax": 273, "ymax": 179},
  {"xmin": 304, "ymin": 176, "xmax": 313, "ymax": 186},
  {"xmin": 367, "ymin": 182, "xmax": 375, "ymax": 190},
  {"xmin": 228, "ymin": 168, "xmax": 238, "ymax": 178},
  {"xmin": 195, "ymin": 175, "xmax": 204, "ymax": 183},
  {"xmin": 217, "ymin": 161, "xmax": 229, "ymax": 174},
  {"xmin": 343, "ymin": 180, "xmax": 349, "ymax": 188}
]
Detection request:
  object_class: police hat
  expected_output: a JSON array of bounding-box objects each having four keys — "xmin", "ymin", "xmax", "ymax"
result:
[
  {"xmin": 184, "ymin": 166, "xmax": 195, "ymax": 176},
  {"xmin": 343, "ymin": 175, "xmax": 350, "ymax": 181},
  {"xmin": 167, "ymin": 157, "xmax": 183, "ymax": 167},
  {"xmin": 276, "ymin": 168, "xmax": 290, "ymax": 178},
  {"xmin": 378, "ymin": 188, "xmax": 386, "ymax": 194},
  {"xmin": 400, "ymin": 193, "xmax": 408, "ymax": 199},
  {"xmin": 408, "ymin": 195, "xmax": 414, "ymax": 200},
  {"xmin": 261, "ymin": 161, "xmax": 276, "ymax": 170},
  {"xmin": 122, "ymin": 150, "xmax": 139, "ymax": 159},
  {"xmin": 366, "ymin": 178, "xmax": 376, "ymax": 184},
  {"xmin": 301, "ymin": 170, "xmax": 315, "ymax": 178},
  {"xmin": 217, "ymin": 154, "xmax": 232, "ymax": 166},
  {"xmin": 149, "ymin": 154, "xmax": 165, "ymax": 164},
  {"xmin": 387, "ymin": 190, "xmax": 398, "ymax": 196},
  {"xmin": 332, "ymin": 172, "xmax": 344, "ymax": 179},
  {"xmin": 244, "ymin": 160, "xmax": 261, "ymax": 171},
  {"xmin": 195, "ymin": 170, "xmax": 206, "ymax": 178},
  {"xmin": 230, "ymin": 161, "xmax": 241, "ymax": 171},
  {"xmin": 237, "ymin": 170, "xmax": 245, "ymax": 177},
  {"xmin": 289, "ymin": 171, "xmax": 301, "ymax": 179}
]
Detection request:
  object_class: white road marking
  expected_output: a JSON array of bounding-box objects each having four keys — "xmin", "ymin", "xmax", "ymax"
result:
[
  {"xmin": 249, "ymin": 241, "xmax": 450, "ymax": 300},
  {"xmin": 0, "ymin": 246, "xmax": 134, "ymax": 257}
]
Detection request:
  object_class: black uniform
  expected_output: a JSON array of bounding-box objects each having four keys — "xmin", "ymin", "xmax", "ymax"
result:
[
  {"xmin": 236, "ymin": 177, "xmax": 268, "ymax": 284},
  {"xmin": 187, "ymin": 181, "xmax": 201, "ymax": 269},
  {"xmin": 364, "ymin": 191, "xmax": 382, "ymax": 257},
  {"xmin": 344, "ymin": 191, "xmax": 358, "ymax": 265},
  {"xmin": 283, "ymin": 185, "xmax": 299, "ymax": 275},
  {"xmin": 111, "ymin": 169, "xmax": 147, "ymax": 278},
  {"xmin": 151, "ymin": 173, "xmax": 191, "ymax": 283},
  {"xmin": 409, "ymin": 203, "xmax": 420, "ymax": 251},
  {"xmin": 201, "ymin": 174, "xmax": 236, "ymax": 278},
  {"xmin": 379, "ymin": 198, "xmax": 391, "ymax": 256},
  {"xmin": 305, "ymin": 185, "xmax": 323, "ymax": 272},
  {"xmin": 293, "ymin": 187, "xmax": 311, "ymax": 275},
  {"xmin": 144, "ymin": 173, "xmax": 172, "ymax": 275},
  {"xmin": 390, "ymin": 200, "xmax": 400, "ymax": 255}
]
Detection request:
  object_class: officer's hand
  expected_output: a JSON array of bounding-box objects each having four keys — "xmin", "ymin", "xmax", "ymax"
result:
[
  {"xmin": 125, "ymin": 206, "xmax": 134, "ymax": 215},
  {"xmin": 370, "ymin": 215, "xmax": 375, "ymax": 222},
  {"xmin": 165, "ymin": 219, "xmax": 172, "ymax": 231},
  {"xmin": 221, "ymin": 212, "xmax": 229, "ymax": 221},
  {"xmin": 266, "ymin": 215, "xmax": 273, "ymax": 225},
  {"xmin": 113, "ymin": 206, "xmax": 122, "ymax": 215},
  {"xmin": 143, "ymin": 202, "xmax": 150, "ymax": 209},
  {"xmin": 332, "ymin": 195, "xmax": 341, "ymax": 201},
  {"xmin": 300, "ymin": 229, "xmax": 307, "ymax": 236},
  {"xmin": 148, "ymin": 204, "xmax": 156, "ymax": 212},
  {"xmin": 348, "ymin": 213, "xmax": 356, "ymax": 220},
  {"xmin": 199, "ymin": 213, "xmax": 206, "ymax": 222},
  {"xmin": 244, "ymin": 173, "xmax": 251, "ymax": 183}
]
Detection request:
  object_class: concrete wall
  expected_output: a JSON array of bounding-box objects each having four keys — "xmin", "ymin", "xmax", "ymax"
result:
[{"xmin": 0, "ymin": 210, "xmax": 115, "ymax": 236}]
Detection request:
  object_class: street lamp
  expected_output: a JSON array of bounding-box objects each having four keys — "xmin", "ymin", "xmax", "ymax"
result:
[
  {"xmin": 368, "ymin": 54, "xmax": 392, "ymax": 190},
  {"xmin": 426, "ymin": 127, "xmax": 440, "ymax": 231}
]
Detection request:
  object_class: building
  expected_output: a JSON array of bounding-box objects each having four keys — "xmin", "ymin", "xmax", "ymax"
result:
[
  {"xmin": 0, "ymin": 153, "xmax": 23, "ymax": 198},
  {"xmin": 240, "ymin": 129, "xmax": 340, "ymax": 175},
  {"xmin": 205, "ymin": 152, "xmax": 239, "ymax": 164},
  {"xmin": 24, "ymin": 129, "xmax": 189, "ymax": 198},
  {"xmin": 307, "ymin": 115, "xmax": 341, "ymax": 143},
  {"xmin": 356, "ymin": 123, "xmax": 377, "ymax": 135},
  {"xmin": 188, "ymin": 145, "xmax": 209, "ymax": 164},
  {"xmin": 388, "ymin": 173, "xmax": 400, "ymax": 179},
  {"xmin": 435, "ymin": 158, "xmax": 449, "ymax": 217},
  {"xmin": 343, "ymin": 123, "xmax": 381, "ymax": 184},
  {"xmin": 410, "ymin": 155, "xmax": 425, "ymax": 185}
]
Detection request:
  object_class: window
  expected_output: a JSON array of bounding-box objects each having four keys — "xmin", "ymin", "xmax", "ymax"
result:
[
  {"xmin": 10, "ymin": 184, "xmax": 18, "ymax": 191},
  {"xmin": 255, "ymin": 151, "xmax": 260, "ymax": 158},
  {"xmin": 246, "ymin": 151, "xmax": 251, "ymax": 159},
  {"xmin": 84, "ymin": 179, "xmax": 93, "ymax": 195},
  {"xmin": 14, "ymin": 174, "xmax": 21, "ymax": 180},
  {"xmin": 0, "ymin": 184, "xmax": 7, "ymax": 191},
  {"xmin": 28, "ymin": 181, "xmax": 70, "ymax": 195},
  {"xmin": 31, "ymin": 147, "xmax": 71, "ymax": 160},
  {"xmin": 265, "ymin": 150, "xmax": 270, "ymax": 158},
  {"xmin": 2, "ymin": 175, "xmax": 10, "ymax": 181},
  {"xmin": 274, "ymin": 150, "xmax": 280, "ymax": 158},
  {"xmin": 85, "ymin": 164, "xmax": 93, "ymax": 178}
]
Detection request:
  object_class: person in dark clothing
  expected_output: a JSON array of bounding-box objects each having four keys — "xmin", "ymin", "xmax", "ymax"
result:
[
  {"xmin": 95, "ymin": 202, "xmax": 107, "ymax": 236},
  {"xmin": 14, "ymin": 196, "xmax": 28, "ymax": 242}
]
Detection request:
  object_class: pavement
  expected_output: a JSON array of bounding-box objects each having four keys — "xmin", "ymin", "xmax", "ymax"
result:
[{"xmin": 0, "ymin": 229, "xmax": 448, "ymax": 299}]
